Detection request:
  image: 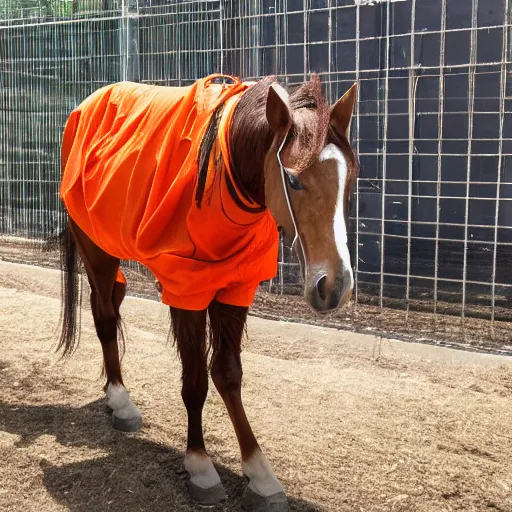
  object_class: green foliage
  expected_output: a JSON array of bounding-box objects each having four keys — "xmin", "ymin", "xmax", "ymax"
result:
[{"xmin": 0, "ymin": 0, "xmax": 118, "ymax": 20}]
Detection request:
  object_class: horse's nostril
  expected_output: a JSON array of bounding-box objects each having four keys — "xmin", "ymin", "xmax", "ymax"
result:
[{"xmin": 316, "ymin": 275, "xmax": 328, "ymax": 302}]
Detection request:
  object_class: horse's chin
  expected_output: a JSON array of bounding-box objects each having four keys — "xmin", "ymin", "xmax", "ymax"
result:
[{"xmin": 305, "ymin": 286, "xmax": 352, "ymax": 314}]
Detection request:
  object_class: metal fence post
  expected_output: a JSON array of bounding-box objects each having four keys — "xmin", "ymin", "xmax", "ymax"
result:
[{"xmin": 120, "ymin": 0, "xmax": 140, "ymax": 83}]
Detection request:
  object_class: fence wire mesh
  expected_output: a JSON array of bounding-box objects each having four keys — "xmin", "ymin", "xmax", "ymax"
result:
[{"xmin": 0, "ymin": 0, "xmax": 510, "ymax": 354}]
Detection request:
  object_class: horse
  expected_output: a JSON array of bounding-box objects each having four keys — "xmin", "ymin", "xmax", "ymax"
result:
[{"xmin": 56, "ymin": 73, "xmax": 358, "ymax": 511}]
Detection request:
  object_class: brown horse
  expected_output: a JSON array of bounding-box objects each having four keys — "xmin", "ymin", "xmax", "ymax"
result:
[{"xmin": 56, "ymin": 74, "xmax": 358, "ymax": 511}]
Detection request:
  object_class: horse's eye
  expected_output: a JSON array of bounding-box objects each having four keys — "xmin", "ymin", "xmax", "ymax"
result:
[{"xmin": 286, "ymin": 172, "xmax": 303, "ymax": 191}]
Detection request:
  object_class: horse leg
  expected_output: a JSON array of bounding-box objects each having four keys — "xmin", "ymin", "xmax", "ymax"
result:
[
  {"xmin": 208, "ymin": 300, "xmax": 287, "ymax": 512},
  {"xmin": 170, "ymin": 306, "xmax": 225, "ymax": 505},
  {"xmin": 69, "ymin": 219, "xmax": 142, "ymax": 432}
]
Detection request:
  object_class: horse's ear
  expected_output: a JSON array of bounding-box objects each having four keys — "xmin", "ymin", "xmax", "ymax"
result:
[
  {"xmin": 330, "ymin": 82, "xmax": 357, "ymax": 140},
  {"xmin": 266, "ymin": 83, "xmax": 293, "ymax": 135}
]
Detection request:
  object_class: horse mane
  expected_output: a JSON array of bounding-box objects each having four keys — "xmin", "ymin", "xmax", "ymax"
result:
[
  {"xmin": 286, "ymin": 75, "xmax": 331, "ymax": 173},
  {"xmin": 229, "ymin": 76, "xmax": 276, "ymax": 206},
  {"xmin": 195, "ymin": 74, "xmax": 337, "ymax": 208},
  {"xmin": 195, "ymin": 104, "xmax": 225, "ymax": 207}
]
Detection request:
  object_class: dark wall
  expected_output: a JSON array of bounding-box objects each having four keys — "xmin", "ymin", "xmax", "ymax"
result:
[{"xmin": 244, "ymin": 0, "xmax": 512, "ymax": 313}]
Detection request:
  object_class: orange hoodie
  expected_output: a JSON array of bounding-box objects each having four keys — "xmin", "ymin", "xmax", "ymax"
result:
[{"xmin": 60, "ymin": 75, "xmax": 278, "ymax": 310}]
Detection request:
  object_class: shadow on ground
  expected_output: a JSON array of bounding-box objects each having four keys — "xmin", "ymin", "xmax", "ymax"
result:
[{"xmin": 0, "ymin": 399, "xmax": 323, "ymax": 511}]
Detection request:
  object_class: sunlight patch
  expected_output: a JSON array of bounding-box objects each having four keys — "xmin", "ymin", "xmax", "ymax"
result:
[
  {"xmin": 30, "ymin": 434, "xmax": 109, "ymax": 466},
  {"xmin": 0, "ymin": 430, "xmax": 21, "ymax": 447}
]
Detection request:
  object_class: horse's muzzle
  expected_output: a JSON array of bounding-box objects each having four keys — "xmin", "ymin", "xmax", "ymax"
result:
[{"xmin": 307, "ymin": 269, "xmax": 353, "ymax": 314}]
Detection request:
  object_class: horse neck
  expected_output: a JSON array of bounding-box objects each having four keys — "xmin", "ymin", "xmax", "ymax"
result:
[
  {"xmin": 262, "ymin": 149, "xmax": 295, "ymax": 238},
  {"xmin": 227, "ymin": 80, "xmax": 295, "ymax": 236}
]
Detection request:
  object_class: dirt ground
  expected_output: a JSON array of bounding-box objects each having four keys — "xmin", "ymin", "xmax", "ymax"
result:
[
  {"xmin": 0, "ymin": 239, "xmax": 510, "ymax": 356},
  {"xmin": 0, "ymin": 261, "xmax": 511, "ymax": 512}
]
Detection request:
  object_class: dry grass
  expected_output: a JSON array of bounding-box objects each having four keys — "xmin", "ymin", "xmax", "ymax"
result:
[{"xmin": 0, "ymin": 261, "xmax": 511, "ymax": 511}]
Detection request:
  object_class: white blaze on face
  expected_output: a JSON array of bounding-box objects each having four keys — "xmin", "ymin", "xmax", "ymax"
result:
[{"xmin": 318, "ymin": 143, "xmax": 354, "ymax": 292}]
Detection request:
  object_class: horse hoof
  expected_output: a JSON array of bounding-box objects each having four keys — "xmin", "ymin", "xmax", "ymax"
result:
[
  {"xmin": 188, "ymin": 480, "xmax": 226, "ymax": 505},
  {"xmin": 112, "ymin": 413, "xmax": 142, "ymax": 433},
  {"xmin": 242, "ymin": 486, "xmax": 288, "ymax": 512}
]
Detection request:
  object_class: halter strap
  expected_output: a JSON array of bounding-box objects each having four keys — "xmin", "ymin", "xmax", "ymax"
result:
[{"xmin": 276, "ymin": 132, "xmax": 306, "ymax": 273}]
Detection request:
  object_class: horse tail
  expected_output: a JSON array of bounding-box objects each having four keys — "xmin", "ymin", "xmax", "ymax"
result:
[{"xmin": 56, "ymin": 223, "xmax": 82, "ymax": 357}]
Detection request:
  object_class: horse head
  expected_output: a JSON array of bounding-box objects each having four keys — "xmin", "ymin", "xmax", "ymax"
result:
[{"xmin": 263, "ymin": 76, "xmax": 359, "ymax": 314}]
